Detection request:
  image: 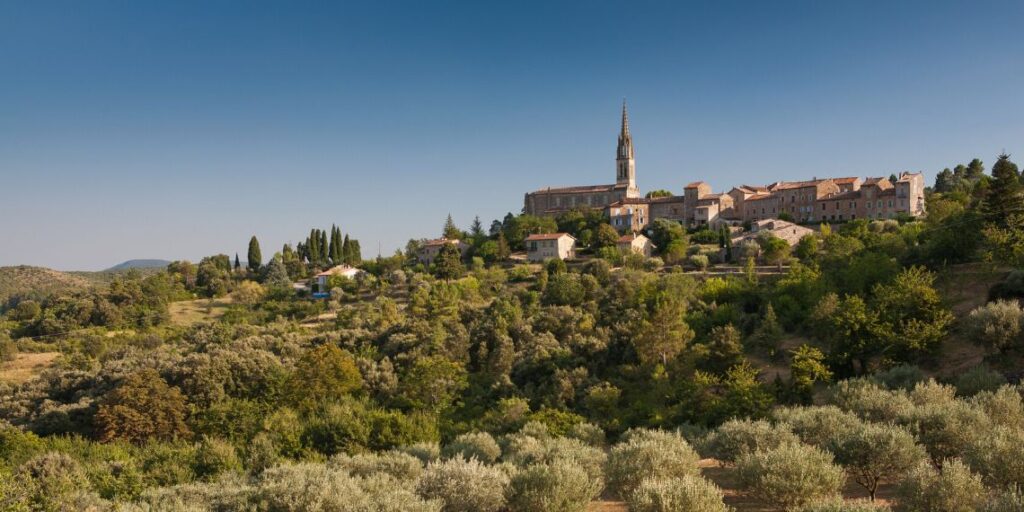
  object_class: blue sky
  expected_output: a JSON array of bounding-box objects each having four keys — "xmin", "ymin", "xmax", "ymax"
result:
[{"xmin": 1, "ymin": 1, "xmax": 1022, "ymax": 270}]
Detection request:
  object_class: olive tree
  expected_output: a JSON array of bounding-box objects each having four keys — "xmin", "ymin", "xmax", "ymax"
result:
[
  {"xmin": 894, "ymin": 459, "xmax": 986, "ymax": 512},
  {"xmin": 829, "ymin": 423, "xmax": 927, "ymax": 500},
  {"xmin": 736, "ymin": 443, "xmax": 845, "ymax": 509}
]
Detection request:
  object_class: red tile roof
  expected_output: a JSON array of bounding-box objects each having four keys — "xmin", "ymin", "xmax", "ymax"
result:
[
  {"xmin": 529, "ymin": 183, "xmax": 619, "ymax": 194},
  {"xmin": 833, "ymin": 177, "xmax": 861, "ymax": 184},
  {"xmin": 684, "ymin": 181, "xmax": 708, "ymax": 189}
]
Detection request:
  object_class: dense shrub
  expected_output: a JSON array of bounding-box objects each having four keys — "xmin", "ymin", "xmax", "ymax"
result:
[
  {"xmin": 986, "ymin": 486, "xmax": 1024, "ymax": 512},
  {"xmin": 192, "ymin": 436, "xmax": 242, "ymax": 481},
  {"xmin": 442, "ymin": 432, "xmax": 501, "ymax": 463},
  {"xmin": 417, "ymin": 457, "xmax": 510, "ymax": 512},
  {"xmin": 909, "ymin": 400, "xmax": 991, "ymax": 465},
  {"xmin": 397, "ymin": 442, "xmax": 441, "ymax": 464},
  {"xmin": 963, "ymin": 424, "xmax": 1024, "ymax": 487},
  {"xmin": 606, "ymin": 429, "xmax": 700, "ymax": 497},
  {"xmin": 954, "ymin": 365, "xmax": 1007, "ymax": 397},
  {"xmin": 626, "ymin": 475, "xmax": 730, "ymax": 512},
  {"xmin": 827, "ymin": 379, "xmax": 914, "ymax": 423},
  {"xmin": 965, "ymin": 299, "xmax": 1024, "ymax": 352},
  {"xmin": 736, "ymin": 443, "xmax": 845, "ymax": 509},
  {"xmin": 331, "ymin": 451, "xmax": 424, "ymax": 481},
  {"xmin": 566, "ymin": 422, "xmax": 605, "ymax": 447},
  {"xmin": 796, "ymin": 498, "xmax": 891, "ymax": 511},
  {"xmin": 507, "ymin": 459, "xmax": 601, "ymax": 512},
  {"xmin": 772, "ymin": 406, "xmax": 864, "ymax": 448},
  {"xmin": 94, "ymin": 369, "xmax": 191, "ymax": 444},
  {"xmin": 828, "ymin": 423, "xmax": 927, "ymax": 500},
  {"xmin": 872, "ymin": 365, "xmax": 927, "ymax": 391},
  {"xmin": 701, "ymin": 419, "xmax": 799, "ymax": 463},
  {"xmin": 256, "ymin": 463, "xmax": 440, "ymax": 512},
  {"xmin": 16, "ymin": 452, "xmax": 107, "ymax": 511},
  {"xmin": 970, "ymin": 385, "xmax": 1024, "ymax": 427},
  {"xmin": 894, "ymin": 459, "xmax": 986, "ymax": 512}
]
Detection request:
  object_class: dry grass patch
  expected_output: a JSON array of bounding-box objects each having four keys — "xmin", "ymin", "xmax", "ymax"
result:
[
  {"xmin": 168, "ymin": 298, "xmax": 232, "ymax": 326},
  {"xmin": 0, "ymin": 351, "xmax": 59, "ymax": 384}
]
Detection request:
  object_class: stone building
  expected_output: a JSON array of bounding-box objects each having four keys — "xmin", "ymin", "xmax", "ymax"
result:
[
  {"xmin": 524, "ymin": 102, "xmax": 640, "ymax": 216},
  {"xmin": 417, "ymin": 238, "xmax": 470, "ymax": 265},
  {"xmin": 605, "ymin": 197, "xmax": 650, "ymax": 233},
  {"xmin": 525, "ymin": 233, "xmax": 577, "ymax": 261}
]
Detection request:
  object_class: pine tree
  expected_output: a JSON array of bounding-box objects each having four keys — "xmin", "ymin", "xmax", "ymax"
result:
[
  {"xmin": 234, "ymin": 253, "xmax": 241, "ymax": 271},
  {"xmin": 469, "ymin": 216, "xmax": 485, "ymax": 246},
  {"xmin": 433, "ymin": 242, "xmax": 465, "ymax": 281},
  {"xmin": 443, "ymin": 214, "xmax": 461, "ymax": 240},
  {"xmin": 934, "ymin": 168, "xmax": 954, "ymax": 193},
  {"xmin": 965, "ymin": 158, "xmax": 985, "ymax": 181},
  {"xmin": 247, "ymin": 236, "xmax": 262, "ymax": 272},
  {"xmin": 984, "ymin": 154, "xmax": 1023, "ymax": 227}
]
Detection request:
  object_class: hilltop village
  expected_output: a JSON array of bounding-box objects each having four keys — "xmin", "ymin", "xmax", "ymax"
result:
[{"xmin": 525, "ymin": 102, "xmax": 925, "ymax": 231}]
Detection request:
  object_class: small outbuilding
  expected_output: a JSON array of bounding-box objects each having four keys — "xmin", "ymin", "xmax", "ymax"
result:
[
  {"xmin": 617, "ymin": 233, "xmax": 656, "ymax": 257},
  {"xmin": 525, "ymin": 233, "xmax": 576, "ymax": 262}
]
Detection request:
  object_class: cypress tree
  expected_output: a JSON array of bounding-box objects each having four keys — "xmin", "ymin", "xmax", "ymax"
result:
[
  {"xmin": 348, "ymin": 239, "xmax": 361, "ymax": 265},
  {"xmin": 496, "ymin": 231, "xmax": 511, "ymax": 261},
  {"xmin": 319, "ymin": 230, "xmax": 329, "ymax": 264},
  {"xmin": 308, "ymin": 229, "xmax": 320, "ymax": 265},
  {"xmin": 341, "ymin": 234, "xmax": 351, "ymax": 264},
  {"xmin": 234, "ymin": 253, "xmax": 241, "ymax": 271},
  {"xmin": 984, "ymin": 154, "xmax": 1023, "ymax": 227},
  {"xmin": 247, "ymin": 236, "xmax": 262, "ymax": 272},
  {"xmin": 328, "ymin": 225, "xmax": 338, "ymax": 264}
]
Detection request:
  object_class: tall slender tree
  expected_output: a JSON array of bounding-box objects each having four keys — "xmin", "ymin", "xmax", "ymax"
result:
[
  {"xmin": 347, "ymin": 239, "xmax": 361, "ymax": 265},
  {"xmin": 341, "ymin": 234, "xmax": 351, "ymax": 264},
  {"xmin": 247, "ymin": 236, "xmax": 262, "ymax": 272},
  {"xmin": 234, "ymin": 253, "xmax": 241, "ymax": 271},
  {"xmin": 319, "ymin": 230, "xmax": 329, "ymax": 264},
  {"xmin": 469, "ymin": 216, "xmax": 485, "ymax": 246}
]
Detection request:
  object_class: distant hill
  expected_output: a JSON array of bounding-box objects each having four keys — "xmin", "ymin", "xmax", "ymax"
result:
[
  {"xmin": 0, "ymin": 262, "xmax": 170, "ymax": 307},
  {"xmin": 104, "ymin": 259, "xmax": 171, "ymax": 272}
]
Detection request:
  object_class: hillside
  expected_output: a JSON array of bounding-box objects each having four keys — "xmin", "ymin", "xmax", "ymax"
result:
[
  {"xmin": 0, "ymin": 264, "xmax": 167, "ymax": 306},
  {"xmin": 0, "ymin": 265, "xmax": 95, "ymax": 304}
]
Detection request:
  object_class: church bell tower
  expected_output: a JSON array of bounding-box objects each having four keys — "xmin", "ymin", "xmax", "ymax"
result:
[{"xmin": 616, "ymin": 100, "xmax": 639, "ymax": 197}]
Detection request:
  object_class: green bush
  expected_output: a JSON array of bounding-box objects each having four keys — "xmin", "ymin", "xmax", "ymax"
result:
[
  {"xmin": 607, "ymin": 429, "xmax": 701, "ymax": 497},
  {"xmin": 954, "ymin": 365, "xmax": 1007, "ymax": 397},
  {"xmin": 700, "ymin": 419, "xmax": 799, "ymax": 463},
  {"xmin": 507, "ymin": 459, "xmax": 601, "ymax": 512},
  {"xmin": 16, "ymin": 452, "xmax": 106, "ymax": 511},
  {"xmin": 330, "ymin": 450, "xmax": 424, "ymax": 481},
  {"xmin": 827, "ymin": 378, "xmax": 914, "ymax": 423},
  {"xmin": 255, "ymin": 463, "xmax": 440, "ymax": 512},
  {"xmin": 417, "ymin": 457, "xmax": 510, "ymax": 512},
  {"xmin": 986, "ymin": 486, "xmax": 1024, "ymax": 512},
  {"xmin": 796, "ymin": 498, "xmax": 891, "ymax": 511},
  {"xmin": 626, "ymin": 475, "xmax": 730, "ymax": 512},
  {"xmin": 192, "ymin": 437, "xmax": 242, "ymax": 481},
  {"xmin": 772, "ymin": 405, "xmax": 864, "ymax": 448},
  {"xmin": 442, "ymin": 432, "xmax": 502, "ymax": 463},
  {"xmin": 970, "ymin": 385, "xmax": 1024, "ymax": 427},
  {"xmin": 965, "ymin": 299, "xmax": 1024, "ymax": 352},
  {"xmin": 397, "ymin": 442, "xmax": 441, "ymax": 464},
  {"xmin": 963, "ymin": 424, "xmax": 1024, "ymax": 487},
  {"xmin": 871, "ymin": 365, "xmax": 927, "ymax": 391},
  {"xmin": 736, "ymin": 443, "xmax": 845, "ymax": 509},
  {"xmin": 894, "ymin": 459, "xmax": 986, "ymax": 512},
  {"xmin": 566, "ymin": 422, "xmax": 605, "ymax": 447}
]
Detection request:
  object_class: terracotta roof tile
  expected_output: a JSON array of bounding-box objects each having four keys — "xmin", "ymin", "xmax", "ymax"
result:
[{"xmin": 525, "ymin": 233, "xmax": 574, "ymax": 241}]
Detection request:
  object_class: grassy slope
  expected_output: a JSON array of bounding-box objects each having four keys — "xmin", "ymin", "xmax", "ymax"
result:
[{"xmin": 0, "ymin": 265, "xmax": 164, "ymax": 305}]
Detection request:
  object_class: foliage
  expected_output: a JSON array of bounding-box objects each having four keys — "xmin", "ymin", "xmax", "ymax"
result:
[
  {"xmin": 627, "ymin": 475, "xmax": 731, "ymax": 512},
  {"xmin": 94, "ymin": 369, "xmax": 191, "ymax": 444},
  {"xmin": 507, "ymin": 459, "xmax": 602, "ymax": 512},
  {"xmin": 736, "ymin": 443, "xmax": 845, "ymax": 509},
  {"xmin": 442, "ymin": 432, "xmax": 501, "ymax": 463},
  {"xmin": 417, "ymin": 457, "xmax": 510, "ymax": 512},
  {"xmin": 606, "ymin": 429, "xmax": 701, "ymax": 496},
  {"xmin": 964, "ymin": 300, "xmax": 1024, "ymax": 353},
  {"xmin": 828, "ymin": 422, "xmax": 926, "ymax": 500},
  {"xmin": 285, "ymin": 344, "xmax": 363, "ymax": 410},
  {"xmin": 893, "ymin": 459, "xmax": 986, "ymax": 512},
  {"xmin": 700, "ymin": 419, "xmax": 799, "ymax": 463}
]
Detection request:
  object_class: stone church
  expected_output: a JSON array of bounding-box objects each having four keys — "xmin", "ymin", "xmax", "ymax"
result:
[{"xmin": 523, "ymin": 102, "xmax": 641, "ymax": 215}]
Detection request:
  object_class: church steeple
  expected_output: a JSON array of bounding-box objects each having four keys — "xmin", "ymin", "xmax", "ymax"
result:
[{"xmin": 616, "ymin": 100, "xmax": 638, "ymax": 196}]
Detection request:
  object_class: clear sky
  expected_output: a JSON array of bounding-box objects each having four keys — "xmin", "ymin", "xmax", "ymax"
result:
[{"xmin": 1, "ymin": 1, "xmax": 1022, "ymax": 270}]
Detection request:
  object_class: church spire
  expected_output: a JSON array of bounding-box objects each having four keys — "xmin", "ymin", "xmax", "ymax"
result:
[
  {"xmin": 620, "ymin": 99, "xmax": 630, "ymax": 138},
  {"xmin": 615, "ymin": 100, "xmax": 637, "ymax": 196}
]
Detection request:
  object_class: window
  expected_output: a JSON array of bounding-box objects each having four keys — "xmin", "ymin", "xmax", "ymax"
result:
[{"xmin": 530, "ymin": 242, "xmax": 537, "ymax": 251}]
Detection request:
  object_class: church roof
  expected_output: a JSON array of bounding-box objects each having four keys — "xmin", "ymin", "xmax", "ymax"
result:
[{"xmin": 528, "ymin": 183, "xmax": 620, "ymax": 195}]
